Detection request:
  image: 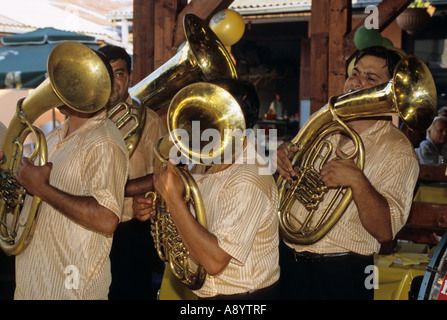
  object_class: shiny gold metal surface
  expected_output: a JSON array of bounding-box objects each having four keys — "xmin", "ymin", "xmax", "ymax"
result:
[
  {"xmin": 107, "ymin": 99, "xmax": 146, "ymax": 157},
  {"xmin": 277, "ymin": 55, "xmax": 437, "ymax": 245},
  {"xmin": 128, "ymin": 13, "xmax": 237, "ymax": 111},
  {"xmin": 168, "ymin": 82, "xmax": 246, "ymax": 164},
  {"xmin": 111, "ymin": 13, "xmax": 237, "ymax": 158},
  {"xmin": 151, "ymin": 82, "xmax": 245, "ymax": 290},
  {"xmin": 0, "ymin": 41, "xmax": 112, "ymax": 255}
]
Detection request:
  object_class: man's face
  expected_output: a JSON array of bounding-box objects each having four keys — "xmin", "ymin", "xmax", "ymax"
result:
[
  {"xmin": 343, "ymin": 55, "xmax": 390, "ymax": 94},
  {"xmin": 428, "ymin": 119, "xmax": 447, "ymax": 148},
  {"xmin": 107, "ymin": 59, "xmax": 132, "ymax": 109}
]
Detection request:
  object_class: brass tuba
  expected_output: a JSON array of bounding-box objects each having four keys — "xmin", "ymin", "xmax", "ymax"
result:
[
  {"xmin": 149, "ymin": 82, "xmax": 246, "ymax": 290},
  {"xmin": 107, "ymin": 99, "xmax": 146, "ymax": 157},
  {"xmin": 109, "ymin": 13, "xmax": 238, "ymax": 156},
  {"xmin": 0, "ymin": 41, "xmax": 112, "ymax": 255},
  {"xmin": 277, "ymin": 55, "xmax": 437, "ymax": 245}
]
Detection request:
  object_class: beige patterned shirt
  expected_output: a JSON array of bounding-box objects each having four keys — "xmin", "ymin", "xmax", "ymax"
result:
[
  {"xmin": 114, "ymin": 98, "xmax": 166, "ymax": 222},
  {"xmin": 190, "ymin": 144, "xmax": 280, "ymax": 298},
  {"xmin": 14, "ymin": 110, "xmax": 129, "ymax": 300},
  {"xmin": 285, "ymin": 119, "xmax": 419, "ymax": 255}
]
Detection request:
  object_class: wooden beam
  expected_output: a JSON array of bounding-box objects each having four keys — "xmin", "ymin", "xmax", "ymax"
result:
[
  {"xmin": 153, "ymin": 0, "xmax": 179, "ymax": 69},
  {"xmin": 309, "ymin": 0, "xmax": 330, "ymax": 112},
  {"xmin": 299, "ymin": 38, "xmax": 311, "ymax": 100},
  {"xmin": 310, "ymin": 0, "xmax": 351, "ymax": 113},
  {"xmin": 133, "ymin": 0, "xmax": 155, "ymax": 84},
  {"xmin": 328, "ymin": 0, "xmax": 351, "ymax": 99}
]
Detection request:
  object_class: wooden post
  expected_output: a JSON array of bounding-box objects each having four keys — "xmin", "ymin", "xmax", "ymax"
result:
[
  {"xmin": 153, "ymin": 0, "xmax": 181, "ymax": 69},
  {"xmin": 309, "ymin": 0, "xmax": 330, "ymax": 113},
  {"xmin": 328, "ymin": 0, "xmax": 351, "ymax": 99},
  {"xmin": 309, "ymin": 0, "xmax": 350, "ymax": 113},
  {"xmin": 132, "ymin": 0, "xmax": 155, "ymax": 84}
]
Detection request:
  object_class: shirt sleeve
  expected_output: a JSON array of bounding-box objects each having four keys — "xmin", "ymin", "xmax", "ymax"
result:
[
  {"xmin": 82, "ymin": 141, "xmax": 129, "ymax": 220},
  {"xmin": 139, "ymin": 108, "xmax": 167, "ymax": 174},
  {"xmin": 211, "ymin": 180, "xmax": 269, "ymax": 265},
  {"xmin": 375, "ymin": 147, "xmax": 420, "ymax": 237}
]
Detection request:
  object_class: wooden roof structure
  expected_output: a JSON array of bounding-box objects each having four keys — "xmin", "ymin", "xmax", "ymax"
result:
[{"xmin": 132, "ymin": 0, "xmax": 415, "ymax": 114}]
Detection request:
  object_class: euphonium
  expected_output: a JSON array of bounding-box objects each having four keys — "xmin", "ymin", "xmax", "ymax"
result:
[
  {"xmin": 108, "ymin": 13, "xmax": 237, "ymax": 157},
  {"xmin": 148, "ymin": 82, "xmax": 246, "ymax": 290},
  {"xmin": 0, "ymin": 42, "xmax": 112, "ymax": 255},
  {"xmin": 107, "ymin": 99, "xmax": 146, "ymax": 157},
  {"xmin": 277, "ymin": 55, "xmax": 437, "ymax": 245}
]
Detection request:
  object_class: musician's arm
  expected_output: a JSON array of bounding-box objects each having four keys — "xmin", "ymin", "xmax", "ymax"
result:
[{"xmin": 14, "ymin": 157, "xmax": 119, "ymax": 235}]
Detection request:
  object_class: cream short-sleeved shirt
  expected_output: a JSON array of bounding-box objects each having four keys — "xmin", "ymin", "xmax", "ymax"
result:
[
  {"xmin": 190, "ymin": 145, "xmax": 280, "ymax": 298},
  {"xmin": 14, "ymin": 110, "xmax": 129, "ymax": 300},
  {"xmin": 285, "ymin": 119, "xmax": 419, "ymax": 256}
]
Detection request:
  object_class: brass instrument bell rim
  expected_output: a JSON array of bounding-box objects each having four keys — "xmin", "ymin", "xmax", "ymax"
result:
[
  {"xmin": 167, "ymin": 82, "xmax": 246, "ymax": 165},
  {"xmin": 392, "ymin": 55, "xmax": 437, "ymax": 133},
  {"xmin": 47, "ymin": 41, "xmax": 112, "ymax": 114}
]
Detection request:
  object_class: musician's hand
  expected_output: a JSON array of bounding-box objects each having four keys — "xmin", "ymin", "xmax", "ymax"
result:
[
  {"xmin": 153, "ymin": 161, "xmax": 185, "ymax": 204},
  {"xmin": 273, "ymin": 142, "xmax": 297, "ymax": 181},
  {"xmin": 15, "ymin": 157, "xmax": 52, "ymax": 197},
  {"xmin": 320, "ymin": 147, "xmax": 364, "ymax": 189},
  {"xmin": 132, "ymin": 194, "xmax": 156, "ymax": 222}
]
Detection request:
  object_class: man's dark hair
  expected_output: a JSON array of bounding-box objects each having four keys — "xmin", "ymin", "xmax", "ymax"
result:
[
  {"xmin": 97, "ymin": 45, "xmax": 132, "ymax": 74},
  {"xmin": 354, "ymin": 46, "xmax": 402, "ymax": 78},
  {"xmin": 209, "ymin": 77, "xmax": 260, "ymax": 129}
]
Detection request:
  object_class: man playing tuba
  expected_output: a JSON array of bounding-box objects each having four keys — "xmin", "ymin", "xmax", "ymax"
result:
[
  {"xmin": 0, "ymin": 46, "xmax": 130, "ymax": 299},
  {"xmin": 275, "ymin": 46, "xmax": 421, "ymax": 300},
  {"xmin": 133, "ymin": 78, "xmax": 280, "ymax": 299},
  {"xmin": 7, "ymin": 103, "xmax": 129, "ymax": 300}
]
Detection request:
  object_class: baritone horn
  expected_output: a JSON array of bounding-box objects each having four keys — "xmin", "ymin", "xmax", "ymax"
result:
[
  {"xmin": 108, "ymin": 13, "xmax": 237, "ymax": 157},
  {"xmin": 0, "ymin": 41, "xmax": 112, "ymax": 255},
  {"xmin": 277, "ymin": 55, "xmax": 437, "ymax": 245},
  {"xmin": 148, "ymin": 82, "xmax": 246, "ymax": 290}
]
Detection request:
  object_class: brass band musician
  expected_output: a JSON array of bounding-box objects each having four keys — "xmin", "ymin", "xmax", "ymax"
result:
[
  {"xmin": 275, "ymin": 46, "xmax": 420, "ymax": 299},
  {"xmin": 4, "ymin": 55, "xmax": 130, "ymax": 299},
  {"xmin": 132, "ymin": 78, "xmax": 281, "ymax": 299}
]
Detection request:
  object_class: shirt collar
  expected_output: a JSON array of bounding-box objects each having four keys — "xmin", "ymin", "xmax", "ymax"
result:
[
  {"xmin": 358, "ymin": 119, "xmax": 391, "ymax": 138},
  {"xmin": 57, "ymin": 109, "xmax": 107, "ymax": 140}
]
